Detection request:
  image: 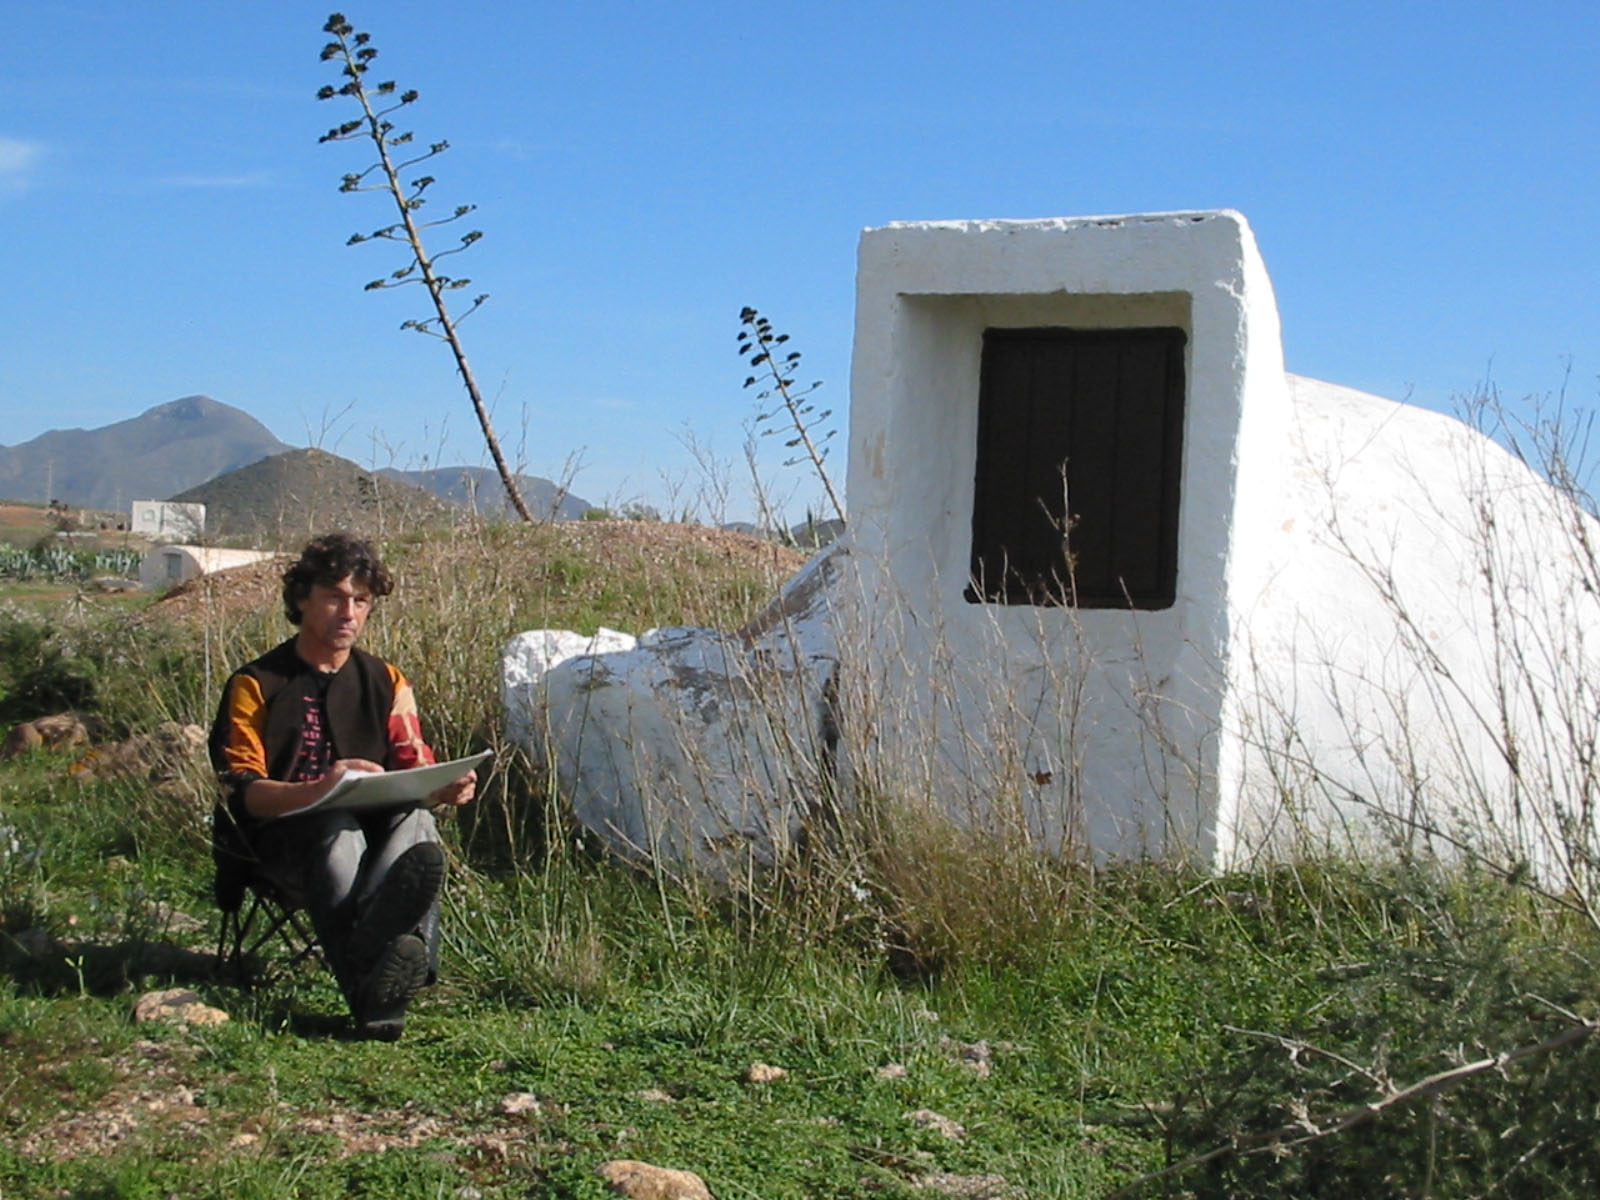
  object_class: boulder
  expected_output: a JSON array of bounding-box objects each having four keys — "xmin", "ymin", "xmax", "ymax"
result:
[
  {"xmin": 0, "ymin": 722, "xmax": 43, "ymax": 759},
  {"xmin": 502, "ymin": 548, "xmax": 843, "ymax": 878},
  {"xmin": 1, "ymin": 712, "xmax": 92, "ymax": 760},
  {"xmin": 74, "ymin": 722, "xmax": 206, "ymax": 781}
]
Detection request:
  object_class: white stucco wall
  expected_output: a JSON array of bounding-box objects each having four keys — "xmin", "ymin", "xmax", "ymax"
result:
[
  {"xmin": 138, "ymin": 545, "xmax": 274, "ymax": 590},
  {"xmin": 131, "ymin": 500, "xmax": 205, "ymax": 542},
  {"xmin": 843, "ymin": 211, "xmax": 1286, "ymax": 861},
  {"xmin": 1221, "ymin": 376, "xmax": 1600, "ymax": 879}
]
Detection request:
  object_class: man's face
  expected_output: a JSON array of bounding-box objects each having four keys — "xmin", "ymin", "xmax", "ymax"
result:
[{"xmin": 297, "ymin": 575, "xmax": 373, "ymax": 654}]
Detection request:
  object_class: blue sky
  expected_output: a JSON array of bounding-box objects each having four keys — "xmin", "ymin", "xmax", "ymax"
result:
[{"xmin": 2, "ymin": 1, "xmax": 1595, "ymax": 520}]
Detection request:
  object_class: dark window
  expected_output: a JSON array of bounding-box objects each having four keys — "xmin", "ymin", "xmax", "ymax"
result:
[{"xmin": 966, "ymin": 326, "xmax": 1186, "ymax": 609}]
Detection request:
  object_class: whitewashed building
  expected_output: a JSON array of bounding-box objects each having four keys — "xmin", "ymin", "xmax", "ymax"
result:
[
  {"xmin": 507, "ymin": 210, "xmax": 1600, "ymax": 884},
  {"xmin": 131, "ymin": 500, "xmax": 205, "ymax": 542},
  {"xmin": 138, "ymin": 544, "xmax": 276, "ymax": 591}
]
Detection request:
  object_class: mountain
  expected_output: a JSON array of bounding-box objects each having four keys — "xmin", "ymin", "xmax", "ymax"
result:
[
  {"xmin": 378, "ymin": 466, "xmax": 594, "ymax": 520},
  {"xmin": 0, "ymin": 395, "xmax": 291, "ymax": 511},
  {"xmin": 172, "ymin": 448, "xmax": 451, "ymax": 543}
]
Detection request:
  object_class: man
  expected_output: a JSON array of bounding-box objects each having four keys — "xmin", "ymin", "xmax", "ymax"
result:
[{"xmin": 209, "ymin": 532, "xmax": 475, "ymax": 1040}]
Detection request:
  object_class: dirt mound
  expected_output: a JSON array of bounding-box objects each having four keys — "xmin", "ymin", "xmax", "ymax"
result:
[{"xmin": 142, "ymin": 555, "xmax": 293, "ymax": 625}]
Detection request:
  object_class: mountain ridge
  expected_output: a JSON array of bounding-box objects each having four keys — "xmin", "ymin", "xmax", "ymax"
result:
[
  {"xmin": 0, "ymin": 396, "xmax": 291, "ymax": 511},
  {"xmin": 0, "ymin": 397, "xmax": 594, "ymax": 522}
]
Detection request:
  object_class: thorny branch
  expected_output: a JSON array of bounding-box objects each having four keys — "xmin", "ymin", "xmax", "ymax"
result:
[{"xmin": 1104, "ymin": 1013, "xmax": 1599, "ymax": 1198}]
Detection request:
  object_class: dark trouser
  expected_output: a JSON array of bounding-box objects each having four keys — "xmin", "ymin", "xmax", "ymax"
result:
[{"xmin": 249, "ymin": 805, "xmax": 441, "ymax": 1001}]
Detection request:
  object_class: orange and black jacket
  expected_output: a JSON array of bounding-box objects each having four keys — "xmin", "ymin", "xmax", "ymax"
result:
[{"xmin": 208, "ymin": 638, "xmax": 435, "ymax": 827}]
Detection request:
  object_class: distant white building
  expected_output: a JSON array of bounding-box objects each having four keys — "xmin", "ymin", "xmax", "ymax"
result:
[
  {"xmin": 138, "ymin": 544, "xmax": 275, "ymax": 591},
  {"xmin": 131, "ymin": 500, "xmax": 205, "ymax": 542}
]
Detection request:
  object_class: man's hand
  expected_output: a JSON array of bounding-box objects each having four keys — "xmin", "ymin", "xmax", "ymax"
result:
[
  {"xmin": 321, "ymin": 758, "xmax": 386, "ymax": 797},
  {"xmin": 428, "ymin": 769, "xmax": 477, "ymax": 809},
  {"xmin": 242, "ymin": 757, "xmax": 387, "ymax": 820}
]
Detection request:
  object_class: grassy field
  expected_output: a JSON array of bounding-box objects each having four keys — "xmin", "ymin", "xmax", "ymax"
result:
[{"xmin": 3, "ymin": 523, "xmax": 1599, "ymax": 1198}]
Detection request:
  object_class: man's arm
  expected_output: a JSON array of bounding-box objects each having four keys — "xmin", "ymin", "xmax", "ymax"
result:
[
  {"xmin": 382, "ymin": 664, "xmax": 436, "ymax": 770},
  {"xmin": 384, "ymin": 662, "xmax": 476, "ymax": 808}
]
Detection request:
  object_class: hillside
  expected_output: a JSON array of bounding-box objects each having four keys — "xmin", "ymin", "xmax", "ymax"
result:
[
  {"xmin": 146, "ymin": 518, "xmax": 807, "ymax": 626},
  {"xmin": 0, "ymin": 396, "xmax": 289, "ymax": 511},
  {"xmin": 171, "ymin": 447, "xmax": 451, "ymax": 545},
  {"xmin": 379, "ymin": 465, "xmax": 594, "ymax": 520}
]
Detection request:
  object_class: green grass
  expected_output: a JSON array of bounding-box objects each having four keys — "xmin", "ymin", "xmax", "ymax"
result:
[{"xmin": 3, "ymin": 525, "xmax": 1600, "ymax": 1197}]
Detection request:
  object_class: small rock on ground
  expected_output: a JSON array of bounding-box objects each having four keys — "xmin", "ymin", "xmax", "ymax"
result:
[
  {"xmin": 940, "ymin": 1036, "xmax": 993, "ymax": 1078},
  {"xmin": 905, "ymin": 1108, "xmax": 966, "ymax": 1140},
  {"xmin": 918, "ymin": 1172, "xmax": 1023, "ymax": 1199},
  {"xmin": 2, "ymin": 712, "xmax": 92, "ymax": 760},
  {"xmin": 597, "ymin": 1159, "xmax": 714, "ymax": 1200},
  {"xmin": 742, "ymin": 1062, "xmax": 787, "ymax": 1084},
  {"xmin": 133, "ymin": 988, "xmax": 229, "ymax": 1027},
  {"xmin": 499, "ymin": 1092, "xmax": 543, "ymax": 1116}
]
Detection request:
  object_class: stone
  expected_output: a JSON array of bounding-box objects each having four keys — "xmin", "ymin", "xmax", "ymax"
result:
[
  {"xmin": 3, "ymin": 712, "xmax": 99, "ymax": 760},
  {"xmin": 905, "ymin": 1109, "xmax": 966, "ymax": 1140},
  {"xmin": 917, "ymin": 1173, "xmax": 1022, "ymax": 1199},
  {"xmin": 78, "ymin": 722, "xmax": 206, "ymax": 782},
  {"xmin": 32, "ymin": 712, "xmax": 93, "ymax": 749},
  {"xmin": 940, "ymin": 1036, "xmax": 993, "ymax": 1078},
  {"xmin": 499, "ymin": 1092, "xmax": 543, "ymax": 1117},
  {"xmin": 874, "ymin": 1062, "xmax": 909, "ymax": 1080},
  {"xmin": 0, "ymin": 722, "xmax": 44, "ymax": 760},
  {"xmin": 132, "ymin": 988, "xmax": 230, "ymax": 1027},
  {"xmin": 503, "ymin": 548, "xmax": 842, "ymax": 878},
  {"xmin": 501, "ymin": 627, "xmax": 639, "ymax": 747},
  {"xmin": 596, "ymin": 1159, "xmax": 714, "ymax": 1200},
  {"xmin": 742, "ymin": 1062, "xmax": 787, "ymax": 1084}
]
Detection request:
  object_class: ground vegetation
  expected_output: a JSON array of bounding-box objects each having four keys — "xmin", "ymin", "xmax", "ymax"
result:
[{"xmin": 1, "ymin": 460, "xmax": 1597, "ymax": 1196}]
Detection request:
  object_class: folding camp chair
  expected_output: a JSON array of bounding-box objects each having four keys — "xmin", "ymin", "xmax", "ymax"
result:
[{"xmin": 211, "ymin": 805, "xmax": 322, "ymax": 985}]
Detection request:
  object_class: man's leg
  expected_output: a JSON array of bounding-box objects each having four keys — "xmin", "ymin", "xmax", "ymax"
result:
[
  {"xmin": 249, "ymin": 812, "xmax": 369, "ymax": 1000},
  {"xmin": 345, "ymin": 806, "xmax": 445, "ymax": 1039},
  {"xmin": 356, "ymin": 807, "xmax": 441, "ymax": 900},
  {"xmin": 356, "ymin": 807, "xmax": 444, "ymax": 982}
]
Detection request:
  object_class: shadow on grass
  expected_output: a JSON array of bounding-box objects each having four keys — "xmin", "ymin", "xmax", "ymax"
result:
[
  {"xmin": 0, "ymin": 931, "xmax": 221, "ymax": 995},
  {"xmin": 0, "ymin": 931, "xmax": 399, "ymax": 1041}
]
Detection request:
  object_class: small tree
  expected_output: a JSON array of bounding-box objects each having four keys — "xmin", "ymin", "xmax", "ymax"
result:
[
  {"xmin": 738, "ymin": 307, "xmax": 845, "ymax": 526},
  {"xmin": 316, "ymin": 12, "xmax": 533, "ymax": 522}
]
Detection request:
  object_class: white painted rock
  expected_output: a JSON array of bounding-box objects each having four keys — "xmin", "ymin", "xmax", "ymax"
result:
[
  {"xmin": 501, "ymin": 627, "xmax": 638, "ymax": 747},
  {"xmin": 504, "ymin": 548, "xmax": 842, "ymax": 878}
]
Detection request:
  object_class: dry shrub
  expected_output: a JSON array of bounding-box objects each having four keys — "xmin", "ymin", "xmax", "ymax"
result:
[{"xmin": 835, "ymin": 789, "xmax": 1086, "ymax": 976}]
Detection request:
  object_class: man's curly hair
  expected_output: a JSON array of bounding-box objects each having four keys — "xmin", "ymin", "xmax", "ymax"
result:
[{"xmin": 281, "ymin": 532, "xmax": 394, "ymax": 625}]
